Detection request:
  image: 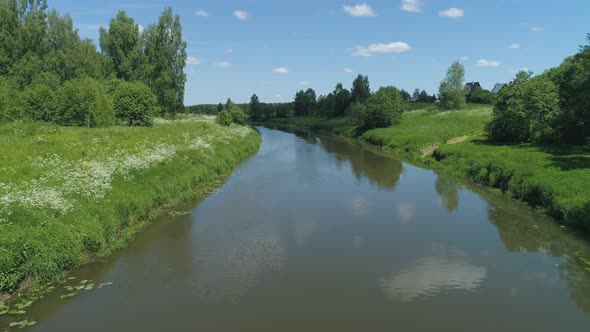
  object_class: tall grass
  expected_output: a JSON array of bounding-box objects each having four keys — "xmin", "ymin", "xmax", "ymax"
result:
[{"xmin": 0, "ymin": 115, "xmax": 260, "ymax": 293}]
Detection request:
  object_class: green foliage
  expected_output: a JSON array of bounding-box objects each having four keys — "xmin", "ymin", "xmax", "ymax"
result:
[
  {"xmin": 486, "ymin": 73, "xmax": 560, "ymax": 142},
  {"xmin": 468, "ymin": 89, "xmax": 496, "ymax": 104},
  {"xmin": 294, "ymin": 89, "xmax": 316, "ymax": 116},
  {"xmin": 347, "ymin": 102, "xmax": 367, "ymax": 126},
  {"xmin": 21, "ymin": 80, "xmax": 60, "ymax": 123},
  {"xmin": 333, "ymin": 83, "xmax": 351, "ymax": 117},
  {"xmin": 143, "ymin": 8, "xmax": 187, "ymax": 116},
  {"xmin": 108, "ymin": 80, "xmax": 159, "ymax": 126},
  {"xmin": 439, "ymin": 61, "xmax": 466, "ymax": 110},
  {"xmin": 399, "ymin": 89, "xmax": 411, "ymax": 103},
  {"xmin": 350, "ymin": 74, "xmax": 370, "ymax": 103},
  {"xmin": 99, "ymin": 11, "xmax": 143, "ymax": 81},
  {"xmin": 249, "ymin": 94, "xmax": 264, "ymax": 121},
  {"xmin": 60, "ymin": 78, "xmax": 114, "ymax": 127},
  {"xmin": 0, "ymin": 76, "xmax": 23, "ymax": 121},
  {"xmin": 229, "ymin": 105, "xmax": 248, "ymax": 125},
  {"xmin": 216, "ymin": 110, "xmax": 233, "ymax": 126},
  {"xmin": 362, "ymin": 86, "xmax": 406, "ymax": 130}
]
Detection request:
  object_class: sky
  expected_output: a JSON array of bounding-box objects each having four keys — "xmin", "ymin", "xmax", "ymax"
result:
[{"xmin": 51, "ymin": 0, "xmax": 590, "ymax": 105}]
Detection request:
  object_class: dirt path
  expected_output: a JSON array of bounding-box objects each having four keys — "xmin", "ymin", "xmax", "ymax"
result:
[{"xmin": 421, "ymin": 136, "xmax": 469, "ymax": 157}]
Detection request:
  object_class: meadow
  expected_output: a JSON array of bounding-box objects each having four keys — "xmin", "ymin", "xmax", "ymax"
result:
[{"xmin": 0, "ymin": 116, "xmax": 260, "ymax": 294}]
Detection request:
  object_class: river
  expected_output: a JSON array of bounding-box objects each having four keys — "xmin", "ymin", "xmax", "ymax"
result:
[{"xmin": 9, "ymin": 126, "xmax": 590, "ymax": 331}]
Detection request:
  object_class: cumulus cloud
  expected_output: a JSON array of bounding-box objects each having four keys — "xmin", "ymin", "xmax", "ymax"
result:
[
  {"xmin": 272, "ymin": 67, "xmax": 289, "ymax": 74},
  {"xmin": 476, "ymin": 59, "xmax": 501, "ymax": 67},
  {"xmin": 439, "ymin": 8, "xmax": 464, "ymax": 18},
  {"xmin": 508, "ymin": 43, "xmax": 521, "ymax": 49},
  {"xmin": 195, "ymin": 10, "xmax": 208, "ymax": 17},
  {"xmin": 343, "ymin": 3, "xmax": 376, "ymax": 17},
  {"xmin": 461, "ymin": 56, "xmax": 469, "ymax": 60},
  {"xmin": 344, "ymin": 68, "xmax": 353, "ymax": 73},
  {"xmin": 350, "ymin": 42, "xmax": 410, "ymax": 57},
  {"xmin": 233, "ymin": 10, "xmax": 248, "ymax": 20},
  {"xmin": 186, "ymin": 56, "xmax": 200, "ymax": 65},
  {"xmin": 401, "ymin": 0, "xmax": 423, "ymax": 13},
  {"xmin": 212, "ymin": 61, "xmax": 232, "ymax": 68}
]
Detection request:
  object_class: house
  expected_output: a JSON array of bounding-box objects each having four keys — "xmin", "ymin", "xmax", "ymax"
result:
[
  {"xmin": 491, "ymin": 83, "xmax": 508, "ymax": 94},
  {"xmin": 464, "ymin": 82, "xmax": 482, "ymax": 96}
]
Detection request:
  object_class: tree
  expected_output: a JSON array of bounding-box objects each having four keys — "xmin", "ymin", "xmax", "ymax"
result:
[
  {"xmin": 216, "ymin": 110, "xmax": 232, "ymax": 126},
  {"xmin": 60, "ymin": 78, "xmax": 114, "ymax": 127},
  {"xmin": 399, "ymin": 89, "xmax": 411, "ymax": 103},
  {"xmin": 109, "ymin": 80, "xmax": 159, "ymax": 126},
  {"xmin": 293, "ymin": 88, "xmax": 316, "ymax": 116},
  {"xmin": 412, "ymin": 88, "xmax": 420, "ymax": 102},
  {"xmin": 486, "ymin": 72, "xmax": 560, "ymax": 142},
  {"xmin": 351, "ymin": 74, "xmax": 370, "ymax": 103},
  {"xmin": 348, "ymin": 102, "xmax": 366, "ymax": 126},
  {"xmin": 333, "ymin": 83, "xmax": 351, "ymax": 117},
  {"xmin": 225, "ymin": 98, "xmax": 233, "ymax": 109},
  {"xmin": 249, "ymin": 94, "xmax": 263, "ymax": 121},
  {"xmin": 99, "ymin": 11, "xmax": 143, "ymax": 81},
  {"xmin": 217, "ymin": 103, "xmax": 223, "ymax": 113},
  {"xmin": 363, "ymin": 86, "xmax": 406, "ymax": 129},
  {"xmin": 469, "ymin": 89, "xmax": 496, "ymax": 104},
  {"xmin": 304, "ymin": 88, "xmax": 317, "ymax": 115},
  {"xmin": 229, "ymin": 105, "xmax": 248, "ymax": 125},
  {"xmin": 439, "ymin": 61, "xmax": 466, "ymax": 110},
  {"xmin": 143, "ymin": 8, "xmax": 187, "ymax": 116}
]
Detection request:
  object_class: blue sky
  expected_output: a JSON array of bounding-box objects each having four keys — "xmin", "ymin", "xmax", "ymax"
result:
[{"xmin": 52, "ymin": 0, "xmax": 590, "ymax": 105}]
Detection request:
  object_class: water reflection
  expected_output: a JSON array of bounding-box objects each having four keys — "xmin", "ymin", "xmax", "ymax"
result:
[
  {"xmin": 381, "ymin": 246, "xmax": 487, "ymax": 302},
  {"xmin": 319, "ymin": 137, "xmax": 405, "ymax": 189},
  {"xmin": 435, "ymin": 175, "xmax": 460, "ymax": 213}
]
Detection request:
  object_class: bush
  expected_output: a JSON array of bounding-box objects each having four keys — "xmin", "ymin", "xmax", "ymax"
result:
[
  {"xmin": 229, "ymin": 105, "xmax": 248, "ymax": 125},
  {"xmin": 0, "ymin": 76, "xmax": 23, "ymax": 122},
  {"xmin": 486, "ymin": 73, "xmax": 560, "ymax": 142},
  {"xmin": 469, "ymin": 89, "xmax": 496, "ymax": 104},
  {"xmin": 347, "ymin": 102, "xmax": 367, "ymax": 126},
  {"xmin": 60, "ymin": 78, "xmax": 115, "ymax": 127},
  {"xmin": 216, "ymin": 110, "xmax": 233, "ymax": 126},
  {"xmin": 363, "ymin": 86, "xmax": 406, "ymax": 130},
  {"xmin": 22, "ymin": 83, "xmax": 61, "ymax": 123},
  {"xmin": 109, "ymin": 80, "xmax": 159, "ymax": 126}
]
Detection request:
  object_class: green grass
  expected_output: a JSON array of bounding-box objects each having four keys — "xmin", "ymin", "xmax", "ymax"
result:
[
  {"xmin": 259, "ymin": 116, "xmax": 355, "ymax": 135},
  {"xmin": 434, "ymin": 140, "xmax": 590, "ymax": 229},
  {"xmin": 0, "ymin": 116, "xmax": 260, "ymax": 294},
  {"xmin": 362, "ymin": 108, "xmax": 492, "ymax": 155}
]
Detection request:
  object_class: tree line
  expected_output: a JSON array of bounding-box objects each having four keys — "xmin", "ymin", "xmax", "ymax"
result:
[{"xmin": 0, "ymin": 0, "xmax": 187, "ymax": 127}]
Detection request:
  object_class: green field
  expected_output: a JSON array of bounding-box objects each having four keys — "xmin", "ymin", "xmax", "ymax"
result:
[{"xmin": 0, "ymin": 116, "xmax": 260, "ymax": 294}]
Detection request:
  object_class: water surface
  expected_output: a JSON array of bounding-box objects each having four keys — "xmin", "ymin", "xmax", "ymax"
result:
[{"xmin": 9, "ymin": 127, "xmax": 590, "ymax": 331}]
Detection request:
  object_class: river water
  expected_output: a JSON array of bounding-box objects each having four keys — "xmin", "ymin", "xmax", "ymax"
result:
[{"xmin": 10, "ymin": 127, "xmax": 590, "ymax": 331}]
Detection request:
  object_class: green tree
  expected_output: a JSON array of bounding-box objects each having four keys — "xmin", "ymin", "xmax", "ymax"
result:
[
  {"xmin": 363, "ymin": 86, "xmax": 406, "ymax": 129},
  {"xmin": 108, "ymin": 80, "xmax": 159, "ymax": 126},
  {"xmin": 143, "ymin": 8, "xmax": 187, "ymax": 116},
  {"xmin": 59, "ymin": 78, "xmax": 114, "ymax": 127},
  {"xmin": 216, "ymin": 110, "xmax": 232, "ymax": 126},
  {"xmin": 229, "ymin": 105, "xmax": 248, "ymax": 125},
  {"xmin": 469, "ymin": 89, "xmax": 496, "ymax": 104},
  {"xmin": 217, "ymin": 103, "xmax": 223, "ymax": 113},
  {"xmin": 333, "ymin": 83, "xmax": 351, "ymax": 117},
  {"xmin": 99, "ymin": 11, "xmax": 143, "ymax": 80},
  {"xmin": 21, "ymin": 76, "xmax": 60, "ymax": 122},
  {"xmin": 348, "ymin": 102, "xmax": 367, "ymax": 126},
  {"xmin": 225, "ymin": 98, "xmax": 233, "ymax": 109},
  {"xmin": 399, "ymin": 89, "xmax": 411, "ymax": 103},
  {"xmin": 351, "ymin": 74, "xmax": 370, "ymax": 103},
  {"xmin": 249, "ymin": 94, "xmax": 263, "ymax": 121},
  {"xmin": 439, "ymin": 61, "xmax": 466, "ymax": 110},
  {"xmin": 412, "ymin": 88, "xmax": 420, "ymax": 102}
]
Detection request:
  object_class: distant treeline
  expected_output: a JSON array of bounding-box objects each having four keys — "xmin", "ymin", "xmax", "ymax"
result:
[{"xmin": 0, "ymin": 0, "xmax": 187, "ymax": 127}]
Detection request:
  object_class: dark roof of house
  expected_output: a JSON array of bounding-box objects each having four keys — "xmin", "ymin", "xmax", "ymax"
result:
[
  {"xmin": 464, "ymin": 82, "xmax": 481, "ymax": 94},
  {"xmin": 492, "ymin": 83, "xmax": 507, "ymax": 94}
]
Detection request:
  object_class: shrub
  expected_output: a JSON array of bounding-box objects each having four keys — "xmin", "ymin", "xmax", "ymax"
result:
[
  {"xmin": 486, "ymin": 73, "xmax": 560, "ymax": 142},
  {"xmin": 229, "ymin": 105, "xmax": 248, "ymax": 125},
  {"xmin": 22, "ymin": 83, "xmax": 61, "ymax": 123},
  {"xmin": 109, "ymin": 80, "xmax": 159, "ymax": 126},
  {"xmin": 0, "ymin": 76, "xmax": 23, "ymax": 122},
  {"xmin": 347, "ymin": 102, "xmax": 367, "ymax": 126},
  {"xmin": 216, "ymin": 110, "xmax": 233, "ymax": 126},
  {"xmin": 363, "ymin": 86, "xmax": 406, "ymax": 130},
  {"xmin": 60, "ymin": 78, "xmax": 114, "ymax": 127},
  {"xmin": 469, "ymin": 89, "xmax": 496, "ymax": 104}
]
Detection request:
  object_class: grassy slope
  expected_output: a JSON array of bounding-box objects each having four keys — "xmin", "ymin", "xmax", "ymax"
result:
[
  {"xmin": 261, "ymin": 105, "xmax": 590, "ymax": 230},
  {"xmin": 0, "ymin": 116, "xmax": 260, "ymax": 293}
]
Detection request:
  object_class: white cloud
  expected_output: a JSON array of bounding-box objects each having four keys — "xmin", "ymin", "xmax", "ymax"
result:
[
  {"xmin": 195, "ymin": 10, "xmax": 208, "ymax": 17},
  {"xmin": 344, "ymin": 68, "xmax": 353, "ymax": 73},
  {"xmin": 343, "ymin": 3, "xmax": 376, "ymax": 17},
  {"xmin": 186, "ymin": 56, "xmax": 201, "ymax": 65},
  {"xmin": 476, "ymin": 59, "xmax": 501, "ymax": 67},
  {"xmin": 461, "ymin": 56, "xmax": 469, "ymax": 61},
  {"xmin": 530, "ymin": 26, "xmax": 544, "ymax": 32},
  {"xmin": 300, "ymin": 81, "xmax": 310, "ymax": 86},
  {"xmin": 401, "ymin": 0, "xmax": 423, "ymax": 13},
  {"xmin": 212, "ymin": 61, "xmax": 232, "ymax": 69},
  {"xmin": 233, "ymin": 10, "xmax": 248, "ymax": 20},
  {"xmin": 137, "ymin": 24, "xmax": 144, "ymax": 33},
  {"xmin": 508, "ymin": 43, "xmax": 521, "ymax": 49},
  {"xmin": 225, "ymin": 47, "xmax": 233, "ymax": 54},
  {"xmin": 272, "ymin": 67, "xmax": 289, "ymax": 74},
  {"xmin": 350, "ymin": 42, "xmax": 411, "ymax": 57},
  {"xmin": 439, "ymin": 8, "xmax": 464, "ymax": 18},
  {"xmin": 275, "ymin": 94, "xmax": 282, "ymax": 99}
]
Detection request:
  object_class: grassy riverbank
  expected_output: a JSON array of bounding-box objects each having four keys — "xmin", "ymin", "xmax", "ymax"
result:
[
  {"xmin": 0, "ymin": 115, "xmax": 260, "ymax": 295},
  {"xmin": 260, "ymin": 106, "xmax": 590, "ymax": 231}
]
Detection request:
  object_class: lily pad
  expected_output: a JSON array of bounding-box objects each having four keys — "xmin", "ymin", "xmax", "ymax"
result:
[
  {"xmin": 15, "ymin": 301, "xmax": 33, "ymax": 310},
  {"xmin": 60, "ymin": 292, "xmax": 77, "ymax": 299},
  {"xmin": 67, "ymin": 277, "xmax": 77, "ymax": 280},
  {"xmin": 65, "ymin": 285, "xmax": 74, "ymax": 291},
  {"xmin": 7, "ymin": 309, "xmax": 26, "ymax": 315},
  {"xmin": 84, "ymin": 284, "xmax": 95, "ymax": 291}
]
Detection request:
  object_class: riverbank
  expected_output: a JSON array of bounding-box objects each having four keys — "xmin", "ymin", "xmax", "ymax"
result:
[
  {"xmin": 0, "ymin": 115, "xmax": 261, "ymax": 298},
  {"xmin": 260, "ymin": 107, "xmax": 590, "ymax": 231}
]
